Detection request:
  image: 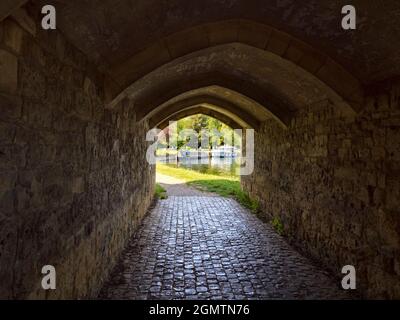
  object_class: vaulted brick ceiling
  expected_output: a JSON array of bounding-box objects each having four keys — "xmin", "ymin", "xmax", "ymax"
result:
[{"xmin": 29, "ymin": 0, "xmax": 400, "ymax": 85}]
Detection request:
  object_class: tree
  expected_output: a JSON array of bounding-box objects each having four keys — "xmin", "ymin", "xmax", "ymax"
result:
[{"xmin": 171, "ymin": 114, "xmax": 241, "ymax": 150}]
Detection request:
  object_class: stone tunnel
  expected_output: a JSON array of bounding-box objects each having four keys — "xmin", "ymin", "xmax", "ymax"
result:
[{"xmin": 0, "ymin": 1, "xmax": 399, "ymax": 299}]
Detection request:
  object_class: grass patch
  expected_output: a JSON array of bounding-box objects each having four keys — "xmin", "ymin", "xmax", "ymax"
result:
[
  {"xmin": 157, "ymin": 163, "xmax": 237, "ymax": 181},
  {"xmin": 157, "ymin": 164, "xmax": 259, "ymax": 213},
  {"xmin": 156, "ymin": 149, "xmax": 178, "ymax": 156},
  {"xmin": 271, "ymin": 216, "xmax": 284, "ymax": 235},
  {"xmin": 155, "ymin": 183, "xmax": 167, "ymax": 199}
]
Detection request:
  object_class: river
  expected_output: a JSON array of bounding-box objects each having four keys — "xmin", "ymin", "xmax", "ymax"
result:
[{"xmin": 157, "ymin": 156, "xmax": 240, "ymax": 176}]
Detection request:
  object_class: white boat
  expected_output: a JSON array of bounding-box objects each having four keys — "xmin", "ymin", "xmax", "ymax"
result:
[
  {"xmin": 210, "ymin": 146, "xmax": 238, "ymax": 158},
  {"xmin": 178, "ymin": 149, "xmax": 209, "ymax": 159}
]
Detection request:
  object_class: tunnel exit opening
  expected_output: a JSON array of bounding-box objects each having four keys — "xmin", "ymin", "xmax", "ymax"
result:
[{"xmin": 153, "ymin": 113, "xmax": 257, "ymax": 209}]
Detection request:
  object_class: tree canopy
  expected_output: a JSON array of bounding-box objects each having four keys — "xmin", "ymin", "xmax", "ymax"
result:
[{"xmin": 161, "ymin": 114, "xmax": 241, "ymax": 149}]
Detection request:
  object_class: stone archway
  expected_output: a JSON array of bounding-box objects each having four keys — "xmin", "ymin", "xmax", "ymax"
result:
[
  {"xmin": 104, "ymin": 20, "xmax": 364, "ymax": 114},
  {"xmin": 0, "ymin": 1, "xmax": 399, "ymax": 300}
]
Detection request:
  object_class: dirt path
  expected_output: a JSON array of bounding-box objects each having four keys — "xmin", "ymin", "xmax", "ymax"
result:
[{"xmin": 156, "ymin": 173, "xmax": 217, "ymax": 197}]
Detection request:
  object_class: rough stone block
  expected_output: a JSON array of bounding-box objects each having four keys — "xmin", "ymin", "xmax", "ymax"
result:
[
  {"xmin": 387, "ymin": 128, "xmax": 400, "ymax": 161},
  {"xmin": 316, "ymin": 58, "xmax": 362, "ymax": 99},
  {"xmin": 266, "ymin": 30, "xmax": 291, "ymax": 56},
  {"xmin": 19, "ymin": 62, "xmax": 46, "ymax": 99},
  {"xmin": 0, "ymin": 0, "xmax": 28, "ymax": 22},
  {"xmin": 206, "ymin": 20, "xmax": 239, "ymax": 46},
  {"xmin": 166, "ymin": 26, "xmax": 209, "ymax": 58},
  {"xmin": 0, "ymin": 120, "xmax": 15, "ymax": 144},
  {"xmin": 0, "ymin": 49, "xmax": 18, "ymax": 94},
  {"xmin": 0, "ymin": 20, "xmax": 3, "ymax": 42},
  {"xmin": 110, "ymin": 42, "xmax": 170, "ymax": 87},
  {"xmin": 0, "ymin": 170, "xmax": 16, "ymax": 200},
  {"xmin": 0, "ymin": 93, "xmax": 22, "ymax": 119},
  {"xmin": 297, "ymin": 47, "xmax": 326, "ymax": 75},
  {"xmin": 0, "ymin": 217, "xmax": 18, "ymax": 298},
  {"xmin": 283, "ymin": 39, "xmax": 305, "ymax": 64},
  {"xmin": 72, "ymin": 177, "xmax": 85, "ymax": 194},
  {"xmin": 0, "ymin": 189, "xmax": 15, "ymax": 215},
  {"xmin": 237, "ymin": 20, "xmax": 272, "ymax": 49},
  {"xmin": 3, "ymin": 19, "xmax": 23, "ymax": 53},
  {"xmin": 10, "ymin": 7, "xmax": 36, "ymax": 36}
]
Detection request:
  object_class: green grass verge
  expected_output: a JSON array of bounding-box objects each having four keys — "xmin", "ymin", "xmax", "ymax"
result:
[
  {"xmin": 156, "ymin": 149, "xmax": 178, "ymax": 156},
  {"xmin": 271, "ymin": 216, "xmax": 284, "ymax": 235},
  {"xmin": 157, "ymin": 164, "xmax": 259, "ymax": 212},
  {"xmin": 157, "ymin": 163, "xmax": 237, "ymax": 181},
  {"xmin": 155, "ymin": 183, "xmax": 167, "ymax": 199}
]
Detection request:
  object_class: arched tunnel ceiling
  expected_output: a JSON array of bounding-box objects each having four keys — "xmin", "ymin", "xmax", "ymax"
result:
[
  {"xmin": 9, "ymin": 1, "xmax": 399, "ymax": 127},
  {"xmin": 155, "ymin": 106, "xmax": 250, "ymax": 130},
  {"xmin": 111, "ymin": 43, "xmax": 354, "ymax": 126},
  {"xmin": 147, "ymin": 86, "xmax": 270, "ymax": 128},
  {"xmin": 147, "ymin": 86, "xmax": 268, "ymax": 130},
  {"xmin": 29, "ymin": 0, "xmax": 400, "ymax": 85}
]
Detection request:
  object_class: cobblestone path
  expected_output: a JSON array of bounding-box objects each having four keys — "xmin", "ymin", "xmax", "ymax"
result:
[{"xmin": 99, "ymin": 194, "xmax": 350, "ymax": 300}]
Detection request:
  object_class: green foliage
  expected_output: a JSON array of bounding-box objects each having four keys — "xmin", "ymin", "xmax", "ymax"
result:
[
  {"xmin": 174, "ymin": 114, "xmax": 241, "ymax": 149},
  {"xmin": 155, "ymin": 183, "xmax": 167, "ymax": 200},
  {"xmin": 234, "ymin": 190, "xmax": 260, "ymax": 213},
  {"xmin": 271, "ymin": 216, "xmax": 284, "ymax": 235}
]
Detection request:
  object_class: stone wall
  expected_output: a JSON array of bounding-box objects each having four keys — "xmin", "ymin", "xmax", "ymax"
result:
[
  {"xmin": 0, "ymin": 8, "xmax": 155, "ymax": 299},
  {"xmin": 242, "ymin": 84, "xmax": 400, "ymax": 299}
]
